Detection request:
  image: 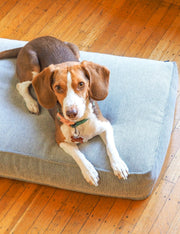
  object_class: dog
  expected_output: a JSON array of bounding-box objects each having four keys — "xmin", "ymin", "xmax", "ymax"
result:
[{"xmin": 0, "ymin": 36, "xmax": 129, "ymax": 186}]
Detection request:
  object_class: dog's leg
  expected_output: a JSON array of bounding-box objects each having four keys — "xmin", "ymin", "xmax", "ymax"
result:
[
  {"xmin": 100, "ymin": 122, "xmax": 129, "ymax": 180},
  {"xmin": 16, "ymin": 81, "xmax": 39, "ymax": 114},
  {"xmin": 64, "ymin": 42, "xmax": 80, "ymax": 60},
  {"xmin": 60, "ymin": 142, "xmax": 99, "ymax": 186}
]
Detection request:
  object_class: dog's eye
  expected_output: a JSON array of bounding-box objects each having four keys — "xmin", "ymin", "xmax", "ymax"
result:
[
  {"xmin": 78, "ymin": 82, "xmax": 85, "ymax": 90},
  {"xmin": 55, "ymin": 85, "xmax": 63, "ymax": 93}
]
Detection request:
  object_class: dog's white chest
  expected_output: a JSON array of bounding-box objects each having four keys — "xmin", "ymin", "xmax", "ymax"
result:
[{"xmin": 61, "ymin": 112, "xmax": 105, "ymax": 144}]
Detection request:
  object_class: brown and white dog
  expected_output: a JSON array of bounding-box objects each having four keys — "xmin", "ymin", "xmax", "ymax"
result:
[{"xmin": 0, "ymin": 36, "xmax": 128, "ymax": 186}]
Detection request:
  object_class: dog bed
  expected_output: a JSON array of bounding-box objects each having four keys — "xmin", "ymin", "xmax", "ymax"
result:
[{"xmin": 0, "ymin": 38, "xmax": 178, "ymax": 200}]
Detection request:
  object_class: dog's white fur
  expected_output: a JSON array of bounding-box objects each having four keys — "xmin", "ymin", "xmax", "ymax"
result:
[{"xmin": 16, "ymin": 81, "xmax": 39, "ymax": 114}]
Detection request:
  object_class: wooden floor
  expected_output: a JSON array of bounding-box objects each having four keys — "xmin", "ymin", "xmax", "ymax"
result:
[{"xmin": 0, "ymin": 0, "xmax": 180, "ymax": 233}]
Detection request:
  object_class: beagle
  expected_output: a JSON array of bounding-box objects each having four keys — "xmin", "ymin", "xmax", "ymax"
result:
[{"xmin": 0, "ymin": 36, "xmax": 129, "ymax": 186}]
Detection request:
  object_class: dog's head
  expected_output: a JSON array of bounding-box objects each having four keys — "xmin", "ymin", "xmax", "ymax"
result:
[{"xmin": 32, "ymin": 61, "xmax": 110, "ymax": 121}]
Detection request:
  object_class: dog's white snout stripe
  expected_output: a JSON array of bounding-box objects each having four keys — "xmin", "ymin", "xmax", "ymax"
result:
[
  {"xmin": 67, "ymin": 71, "xmax": 72, "ymax": 93},
  {"xmin": 63, "ymin": 72, "xmax": 86, "ymax": 120}
]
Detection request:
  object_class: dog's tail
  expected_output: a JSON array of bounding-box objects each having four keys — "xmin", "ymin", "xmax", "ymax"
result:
[{"xmin": 0, "ymin": 47, "xmax": 22, "ymax": 59}]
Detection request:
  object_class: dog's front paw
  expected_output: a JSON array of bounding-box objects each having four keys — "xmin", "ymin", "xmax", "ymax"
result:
[
  {"xmin": 26, "ymin": 100, "xmax": 39, "ymax": 114},
  {"xmin": 112, "ymin": 158, "xmax": 129, "ymax": 180},
  {"xmin": 81, "ymin": 160, "xmax": 99, "ymax": 186}
]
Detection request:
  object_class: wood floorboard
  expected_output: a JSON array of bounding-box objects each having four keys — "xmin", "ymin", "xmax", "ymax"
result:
[{"xmin": 0, "ymin": 0, "xmax": 179, "ymax": 233}]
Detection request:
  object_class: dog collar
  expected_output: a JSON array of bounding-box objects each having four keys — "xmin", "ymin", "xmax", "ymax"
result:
[
  {"xmin": 56, "ymin": 111, "xmax": 88, "ymax": 128},
  {"xmin": 56, "ymin": 105, "xmax": 88, "ymax": 143}
]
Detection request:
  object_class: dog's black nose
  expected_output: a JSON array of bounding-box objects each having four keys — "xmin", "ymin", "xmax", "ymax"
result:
[{"xmin": 66, "ymin": 109, "xmax": 78, "ymax": 119}]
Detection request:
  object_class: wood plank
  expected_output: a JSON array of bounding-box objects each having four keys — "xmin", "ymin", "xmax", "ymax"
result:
[
  {"xmin": 0, "ymin": 0, "xmax": 39, "ymax": 38},
  {"xmin": 131, "ymin": 180, "xmax": 174, "ymax": 233},
  {"xmin": 138, "ymin": 4, "xmax": 180, "ymax": 58},
  {"xmin": 163, "ymin": 147, "xmax": 180, "ymax": 183},
  {"xmin": 163, "ymin": 0, "xmax": 180, "ymax": 6},
  {"xmin": 10, "ymin": 0, "xmax": 56, "ymax": 40},
  {"xmin": 167, "ymin": 208, "xmax": 180, "ymax": 234},
  {"xmin": 0, "ymin": 0, "xmax": 19, "ymax": 21},
  {"xmin": 43, "ymin": 191, "xmax": 86, "ymax": 233},
  {"xmin": 79, "ymin": 197, "xmax": 115, "ymax": 233},
  {"xmin": 61, "ymin": 0, "xmax": 102, "ymax": 43},
  {"xmin": 22, "ymin": 0, "xmax": 67, "ymax": 41},
  {"xmin": 114, "ymin": 0, "xmax": 160, "ymax": 56},
  {"xmin": 89, "ymin": 0, "xmax": 129, "ymax": 53},
  {"xmin": 72, "ymin": 0, "xmax": 128, "ymax": 50},
  {"xmin": 156, "ymin": 41, "xmax": 180, "ymax": 62},
  {"xmin": 96, "ymin": 199, "xmax": 131, "ymax": 233},
  {"xmin": 149, "ymin": 177, "xmax": 180, "ymax": 233},
  {"xmin": 160, "ymin": 133, "xmax": 179, "ymax": 181},
  {"xmin": 61, "ymin": 194, "xmax": 100, "ymax": 233},
  {"xmin": 0, "ymin": 183, "xmax": 39, "ymax": 233},
  {"xmin": 11, "ymin": 186, "xmax": 56, "ymax": 233},
  {"xmin": 124, "ymin": 2, "xmax": 169, "ymax": 57},
  {"xmin": 121, "ymin": 199, "xmax": 149, "ymax": 226},
  {"xmin": 93, "ymin": 0, "xmax": 138, "ymax": 54},
  {"xmin": 0, "ymin": 181, "xmax": 26, "ymax": 221},
  {"xmin": 0, "ymin": 0, "xmax": 22, "ymax": 24},
  {"xmin": 53, "ymin": 0, "xmax": 98, "ymax": 39},
  {"xmin": 149, "ymin": 14, "xmax": 180, "ymax": 60},
  {"xmin": 27, "ymin": 189, "xmax": 71, "ymax": 233},
  {"xmin": 114, "ymin": 220, "xmax": 134, "ymax": 234},
  {"xmin": 0, "ymin": 178, "xmax": 13, "ymax": 199},
  {"xmin": 72, "ymin": 3, "xmax": 111, "ymax": 50},
  {"xmin": 36, "ymin": 0, "xmax": 79, "ymax": 39}
]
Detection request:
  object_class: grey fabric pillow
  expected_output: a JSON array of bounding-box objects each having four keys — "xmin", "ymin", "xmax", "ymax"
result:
[{"xmin": 0, "ymin": 38, "xmax": 178, "ymax": 199}]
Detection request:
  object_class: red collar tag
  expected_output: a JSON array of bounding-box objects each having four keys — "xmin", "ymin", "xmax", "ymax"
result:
[{"xmin": 71, "ymin": 136, "xmax": 84, "ymax": 143}]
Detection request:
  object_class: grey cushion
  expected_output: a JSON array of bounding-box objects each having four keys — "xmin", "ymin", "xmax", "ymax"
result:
[{"xmin": 0, "ymin": 38, "xmax": 178, "ymax": 200}]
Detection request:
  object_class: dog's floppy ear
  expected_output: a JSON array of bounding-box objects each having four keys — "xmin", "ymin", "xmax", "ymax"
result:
[
  {"xmin": 32, "ymin": 64, "xmax": 57, "ymax": 109},
  {"xmin": 81, "ymin": 61, "xmax": 110, "ymax": 100}
]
